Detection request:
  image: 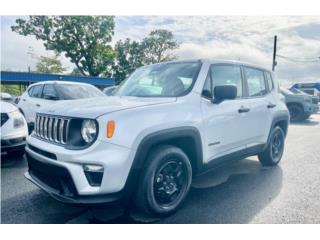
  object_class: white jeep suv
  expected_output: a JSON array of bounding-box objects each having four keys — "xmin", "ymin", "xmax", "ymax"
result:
[{"xmin": 24, "ymin": 60, "xmax": 289, "ymax": 217}]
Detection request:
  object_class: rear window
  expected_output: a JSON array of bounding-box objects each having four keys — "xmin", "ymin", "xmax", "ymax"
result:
[
  {"xmin": 55, "ymin": 84, "xmax": 104, "ymax": 100},
  {"xmin": 244, "ymin": 67, "xmax": 267, "ymax": 97}
]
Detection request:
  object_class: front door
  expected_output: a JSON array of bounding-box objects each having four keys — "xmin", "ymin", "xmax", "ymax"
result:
[{"xmin": 201, "ymin": 64, "xmax": 252, "ymax": 164}]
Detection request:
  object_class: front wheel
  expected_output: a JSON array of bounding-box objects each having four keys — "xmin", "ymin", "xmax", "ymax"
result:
[
  {"xmin": 135, "ymin": 145, "xmax": 192, "ymax": 217},
  {"xmin": 258, "ymin": 126, "xmax": 285, "ymax": 166}
]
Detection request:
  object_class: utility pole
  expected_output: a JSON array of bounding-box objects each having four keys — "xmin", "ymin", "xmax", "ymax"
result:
[{"xmin": 272, "ymin": 35, "xmax": 277, "ymax": 71}]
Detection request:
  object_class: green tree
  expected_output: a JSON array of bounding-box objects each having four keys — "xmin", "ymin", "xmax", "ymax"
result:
[
  {"xmin": 12, "ymin": 16, "xmax": 116, "ymax": 76},
  {"xmin": 142, "ymin": 29, "xmax": 179, "ymax": 64},
  {"xmin": 112, "ymin": 38, "xmax": 144, "ymax": 84},
  {"xmin": 113, "ymin": 30, "xmax": 180, "ymax": 83},
  {"xmin": 35, "ymin": 54, "xmax": 67, "ymax": 73}
]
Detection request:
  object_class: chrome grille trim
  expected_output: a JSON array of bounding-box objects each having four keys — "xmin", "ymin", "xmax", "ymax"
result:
[
  {"xmin": 43, "ymin": 117, "xmax": 48, "ymax": 139},
  {"xmin": 48, "ymin": 118, "xmax": 53, "ymax": 141},
  {"xmin": 34, "ymin": 114, "xmax": 70, "ymax": 145}
]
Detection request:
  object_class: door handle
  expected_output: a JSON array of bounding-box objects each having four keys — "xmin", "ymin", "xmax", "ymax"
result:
[
  {"xmin": 22, "ymin": 99, "xmax": 26, "ymax": 101},
  {"xmin": 36, "ymin": 104, "xmax": 41, "ymax": 107},
  {"xmin": 267, "ymin": 103, "xmax": 276, "ymax": 108},
  {"xmin": 238, "ymin": 106, "xmax": 250, "ymax": 113}
]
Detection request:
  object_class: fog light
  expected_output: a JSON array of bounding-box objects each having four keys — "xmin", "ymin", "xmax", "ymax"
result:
[{"xmin": 83, "ymin": 164, "xmax": 104, "ymax": 186}]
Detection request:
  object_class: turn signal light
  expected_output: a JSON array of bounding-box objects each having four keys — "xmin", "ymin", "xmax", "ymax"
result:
[{"xmin": 106, "ymin": 120, "xmax": 115, "ymax": 138}]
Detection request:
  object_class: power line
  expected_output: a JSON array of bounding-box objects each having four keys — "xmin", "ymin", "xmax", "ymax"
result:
[{"xmin": 276, "ymin": 54, "xmax": 320, "ymax": 63}]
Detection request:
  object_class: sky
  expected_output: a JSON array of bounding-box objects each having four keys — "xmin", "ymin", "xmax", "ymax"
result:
[{"xmin": 1, "ymin": 16, "xmax": 320, "ymax": 86}]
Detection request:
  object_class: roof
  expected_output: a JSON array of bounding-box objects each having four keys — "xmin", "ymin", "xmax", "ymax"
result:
[
  {"xmin": 0, "ymin": 71, "xmax": 115, "ymax": 86},
  {"xmin": 143, "ymin": 59, "xmax": 273, "ymax": 72},
  {"xmin": 28, "ymin": 80, "xmax": 97, "ymax": 87}
]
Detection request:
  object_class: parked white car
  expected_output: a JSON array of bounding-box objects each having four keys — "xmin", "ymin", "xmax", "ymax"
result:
[
  {"xmin": 17, "ymin": 81, "xmax": 105, "ymax": 126},
  {"xmin": 24, "ymin": 60, "xmax": 289, "ymax": 217},
  {"xmin": 1, "ymin": 101, "xmax": 28, "ymax": 157}
]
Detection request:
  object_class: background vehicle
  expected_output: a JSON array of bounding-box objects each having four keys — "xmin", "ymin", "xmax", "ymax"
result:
[
  {"xmin": 17, "ymin": 81, "xmax": 105, "ymax": 127},
  {"xmin": 1, "ymin": 101, "xmax": 28, "ymax": 157},
  {"xmin": 281, "ymin": 88, "xmax": 318, "ymax": 121},
  {"xmin": 103, "ymin": 86, "xmax": 118, "ymax": 96},
  {"xmin": 24, "ymin": 60, "xmax": 289, "ymax": 218},
  {"xmin": 1, "ymin": 92, "xmax": 15, "ymax": 104},
  {"xmin": 291, "ymin": 83, "xmax": 320, "ymax": 99},
  {"xmin": 290, "ymin": 87, "xmax": 319, "ymax": 106}
]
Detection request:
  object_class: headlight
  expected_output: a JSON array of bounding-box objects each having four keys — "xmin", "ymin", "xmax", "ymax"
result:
[
  {"xmin": 9, "ymin": 110, "xmax": 25, "ymax": 128},
  {"xmin": 81, "ymin": 120, "xmax": 97, "ymax": 143}
]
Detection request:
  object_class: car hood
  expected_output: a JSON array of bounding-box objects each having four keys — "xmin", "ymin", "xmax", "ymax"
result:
[
  {"xmin": 0, "ymin": 101, "xmax": 18, "ymax": 113},
  {"xmin": 38, "ymin": 96, "xmax": 176, "ymax": 118}
]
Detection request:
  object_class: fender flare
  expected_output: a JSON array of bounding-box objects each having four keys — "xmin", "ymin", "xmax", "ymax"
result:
[{"xmin": 131, "ymin": 126, "xmax": 203, "ymax": 171}]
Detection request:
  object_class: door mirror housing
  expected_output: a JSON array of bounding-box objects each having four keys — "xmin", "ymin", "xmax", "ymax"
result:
[
  {"xmin": 43, "ymin": 93, "xmax": 58, "ymax": 100},
  {"xmin": 212, "ymin": 85, "xmax": 237, "ymax": 103}
]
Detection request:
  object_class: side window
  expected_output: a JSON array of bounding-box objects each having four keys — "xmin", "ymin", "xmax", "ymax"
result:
[
  {"xmin": 29, "ymin": 85, "xmax": 43, "ymax": 98},
  {"xmin": 42, "ymin": 84, "xmax": 58, "ymax": 99},
  {"xmin": 202, "ymin": 74, "xmax": 212, "ymax": 98},
  {"xmin": 244, "ymin": 67, "xmax": 267, "ymax": 97},
  {"xmin": 28, "ymin": 87, "xmax": 34, "ymax": 96},
  {"xmin": 265, "ymin": 71, "xmax": 274, "ymax": 92},
  {"xmin": 210, "ymin": 65, "xmax": 243, "ymax": 98}
]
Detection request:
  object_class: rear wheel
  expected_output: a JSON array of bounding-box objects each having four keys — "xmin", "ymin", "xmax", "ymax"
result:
[
  {"xmin": 135, "ymin": 145, "xmax": 192, "ymax": 217},
  {"xmin": 258, "ymin": 126, "xmax": 285, "ymax": 166},
  {"xmin": 288, "ymin": 104, "xmax": 304, "ymax": 122}
]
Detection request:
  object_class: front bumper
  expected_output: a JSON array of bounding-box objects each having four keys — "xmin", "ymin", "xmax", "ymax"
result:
[
  {"xmin": 1, "ymin": 137, "xmax": 26, "ymax": 153},
  {"xmin": 25, "ymin": 135, "xmax": 137, "ymax": 204}
]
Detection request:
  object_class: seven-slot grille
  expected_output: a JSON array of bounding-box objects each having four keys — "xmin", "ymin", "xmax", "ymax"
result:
[{"xmin": 35, "ymin": 114, "xmax": 70, "ymax": 145}]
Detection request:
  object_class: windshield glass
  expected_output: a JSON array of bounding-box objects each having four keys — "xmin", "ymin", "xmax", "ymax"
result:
[
  {"xmin": 115, "ymin": 61, "xmax": 202, "ymax": 97},
  {"xmin": 56, "ymin": 84, "xmax": 105, "ymax": 100}
]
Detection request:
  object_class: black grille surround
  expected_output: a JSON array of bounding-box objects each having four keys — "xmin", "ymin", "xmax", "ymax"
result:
[
  {"xmin": 1, "ymin": 113, "xmax": 9, "ymax": 126},
  {"xmin": 33, "ymin": 114, "xmax": 99, "ymax": 150}
]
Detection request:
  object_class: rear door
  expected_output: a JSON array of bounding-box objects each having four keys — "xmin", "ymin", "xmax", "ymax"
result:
[{"xmin": 241, "ymin": 66, "xmax": 273, "ymax": 148}]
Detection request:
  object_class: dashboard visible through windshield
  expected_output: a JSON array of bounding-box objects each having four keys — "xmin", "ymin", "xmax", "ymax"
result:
[{"xmin": 115, "ymin": 61, "xmax": 202, "ymax": 97}]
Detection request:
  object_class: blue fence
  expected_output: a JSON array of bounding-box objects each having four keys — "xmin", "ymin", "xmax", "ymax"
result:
[{"xmin": 0, "ymin": 71, "xmax": 114, "ymax": 87}]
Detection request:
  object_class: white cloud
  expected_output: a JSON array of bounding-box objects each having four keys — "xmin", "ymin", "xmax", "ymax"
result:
[{"xmin": 1, "ymin": 15, "xmax": 320, "ymax": 84}]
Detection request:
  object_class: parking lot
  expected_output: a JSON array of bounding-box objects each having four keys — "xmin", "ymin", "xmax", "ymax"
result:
[{"xmin": 1, "ymin": 113, "xmax": 320, "ymax": 224}]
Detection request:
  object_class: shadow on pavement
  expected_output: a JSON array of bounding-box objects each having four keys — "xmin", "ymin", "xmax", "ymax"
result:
[
  {"xmin": 1, "ymin": 154, "xmax": 25, "ymax": 168},
  {"xmin": 1, "ymin": 156, "xmax": 282, "ymax": 223},
  {"xmin": 89, "ymin": 158, "xmax": 283, "ymax": 224},
  {"xmin": 290, "ymin": 119, "xmax": 319, "ymax": 126}
]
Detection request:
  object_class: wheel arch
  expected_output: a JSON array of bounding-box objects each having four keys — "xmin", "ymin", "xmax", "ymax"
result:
[
  {"xmin": 265, "ymin": 113, "xmax": 289, "ymax": 150},
  {"xmin": 132, "ymin": 127, "xmax": 203, "ymax": 175}
]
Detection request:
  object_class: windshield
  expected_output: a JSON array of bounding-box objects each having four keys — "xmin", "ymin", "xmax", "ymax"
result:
[
  {"xmin": 115, "ymin": 61, "xmax": 202, "ymax": 97},
  {"xmin": 56, "ymin": 84, "xmax": 105, "ymax": 100}
]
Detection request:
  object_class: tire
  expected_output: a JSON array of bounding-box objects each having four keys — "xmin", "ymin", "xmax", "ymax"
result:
[
  {"xmin": 303, "ymin": 113, "xmax": 311, "ymax": 120},
  {"xmin": 258, "ymin": 126, "xmax": 285, "ymax": 166},
  {"xmin": 135, "ymin": 145, "xmax": 192, "ymax": 217},
  {"xmin": 288, "ymin": 104, "xmax": 304, "ymax": 122}
]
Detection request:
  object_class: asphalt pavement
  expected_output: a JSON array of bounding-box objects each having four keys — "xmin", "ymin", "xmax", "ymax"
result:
[{"xmin": 1, "ymin": 113, "xmax": 320, "ymax": 224}]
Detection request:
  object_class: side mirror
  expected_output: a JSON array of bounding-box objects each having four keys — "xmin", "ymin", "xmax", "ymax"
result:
[
  {"xmin": 43, "ymin": 94, "xmax": 57, "ymax": 100},
  {"xmin": 213, "ymin": 85, "xmax": 237, "ymax": 103}
]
